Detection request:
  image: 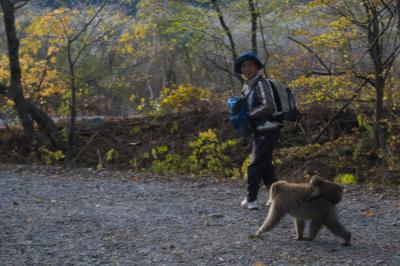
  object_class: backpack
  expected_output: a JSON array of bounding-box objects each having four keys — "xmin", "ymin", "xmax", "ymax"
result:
[
  {"xmin": 227, "ymin": 78, "xmax": 300, "ymax": 137},
  {"xmin": 227, "ymin": 96, "xmax": 251, "ymax": 138},
  {"xmin": 267, "ymin": 79, "xmax": 300, "ymax": 122},
  {"xmin": 227, "ymin": 85, "xmax": 256, "ymax": 137}
]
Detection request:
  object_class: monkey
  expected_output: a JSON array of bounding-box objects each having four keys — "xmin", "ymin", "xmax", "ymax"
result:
[
  {"xmin": 265, "ymin": 175, "xmax": 343, "ymax": 206},
  {"xmin": 255, "ymin": 177, "xmax": 351, "ymax": 247},
  {"xmin": 307, "ymin": 175, "xmax": 344, "ymax": 204}
]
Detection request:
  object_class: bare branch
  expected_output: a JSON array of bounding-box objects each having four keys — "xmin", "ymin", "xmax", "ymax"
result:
[
  {"xmin": 288, "ymin": 36, "xmax": 332, "ymax": 74},
  {"xmin": 210, "ymin": 0, "xmax": 237, "ymax": 62},
  {"xmin": 313, "ymin": 80, "xmax": 368, "ymax": 144},
  {"xmin": 366, "ymin": 4, "xmax": 395, "ymax": 56},
  {"xmin": 204, "ymin": 54, "xmax": 241, "ymax": 81},
  {"xmin": 13, "ymin": 0, "xmax": 30, "ymax": 10},
  {"xmin": 330, "ymin": 6, "xmax": 369, "ymax": 30},
  {"xmin": 70, "ymin": 1, "xmax": 106, "ymax": 42},
  {"xmin": 383, "ymin": 43, "xmax": 400, "ymax": 79},
  {"xmin": 304, "ymin": 70, "xmax": 375, "ymax": 87},
  {"xmin": 305, "ymin": 71, "xmax": 346, "ymax": 77}
]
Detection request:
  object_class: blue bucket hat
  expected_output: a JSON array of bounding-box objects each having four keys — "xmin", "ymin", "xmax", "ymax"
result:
[{"xmin": 234, "ymin": 51, "xmax": 264, "ymax": 74}]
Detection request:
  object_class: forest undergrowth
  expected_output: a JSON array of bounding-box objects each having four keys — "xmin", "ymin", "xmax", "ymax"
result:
[{"xmin": 1, "ymin": 104, "xmax": 399, "ymax": 186}]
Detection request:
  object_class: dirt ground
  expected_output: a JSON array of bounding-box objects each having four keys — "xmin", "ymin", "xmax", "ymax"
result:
[{"xmin": 0, "ymin": 164, "xmax": 399, "ymax": 266}]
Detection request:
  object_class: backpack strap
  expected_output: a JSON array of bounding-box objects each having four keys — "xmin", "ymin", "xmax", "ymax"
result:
[
  {"xmin": 266, "ymin": 79, "xmax": 283, "ymax": 113},
  {"xmin": 245, "ymin": 75, "xmax": 264, "ymax": 98},
  {"xmin": 241, "ymin": 76, "xmax": 263, "ymax": 109}
]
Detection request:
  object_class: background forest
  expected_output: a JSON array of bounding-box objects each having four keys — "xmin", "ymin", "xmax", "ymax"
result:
[{"xmin": 1, "ymin": 0, "xmax": 399, "ymax": 184}]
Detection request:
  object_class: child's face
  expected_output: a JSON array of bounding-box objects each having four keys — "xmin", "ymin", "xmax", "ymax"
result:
[{"xmin": 241, "ymin": 60, "xmax": 258, "ymax": 80}]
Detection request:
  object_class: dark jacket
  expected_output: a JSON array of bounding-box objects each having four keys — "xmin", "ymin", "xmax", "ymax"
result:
[{"xmin": 242, "ymin": 74, "xmax": 280, "ymax": 131}]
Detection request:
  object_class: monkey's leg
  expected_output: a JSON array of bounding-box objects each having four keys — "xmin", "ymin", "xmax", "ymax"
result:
[
  {"xmin": 255, "ymin": 204, "xmax": 286, "ymax": 236},
  {"xmin": 324, "ymin": 211, "xmax": 351, "ymax": 247},
  {"xmin": 294, "ymin": 219, "xmax": 305, "ymax": 240},
  {"xmin": 305, "ymin": 218, "xmax": 324, "ymax": 241}
]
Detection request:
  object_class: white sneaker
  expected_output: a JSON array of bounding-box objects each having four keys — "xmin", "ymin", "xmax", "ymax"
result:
[{"xmin": 240, "ymin": 198, "xmax": 258, "ymax": 209}]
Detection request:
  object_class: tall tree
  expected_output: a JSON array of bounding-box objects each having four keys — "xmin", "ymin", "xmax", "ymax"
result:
[
  {"xmin": 1, "ymin": 0, "xmax": 34, "ymax": 152},
  {"xmin": 1, "ymin": 0, "xmax": 63, "ymax": 152},
  {"xmin": 248, "ymin": 0, "xmax": 258, "ymax": 53},
  {"xmin": 210, "ymin": 0, "xmax": 237, "ymax": 63},
  {"xmin": 361, "ymin": 0, "xmax": 400, "ymax": 153},
  {"xmin": 63, "ymin": 3, "xmax": 106, "ymax": 152},
  {"xmin": 28, "ymin": 3, "xmax": 112, "ymax": 152},
  {"xmin": 289, "ymin": 0, "xmax": 400, "ymax": 153}
]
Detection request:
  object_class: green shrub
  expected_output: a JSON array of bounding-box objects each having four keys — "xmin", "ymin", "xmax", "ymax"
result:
[
  {"xmin": 335, "ymin": 173, "xmax": 357, "ymax": 185},
  {"xmin": 130, "ymin": 126, "xmax": 141, "ymax": 136},
  {"xmin": 157, "ymin": 84, "xmax": 212, "ymax": 113},
  {"xmin": 38, "ymin": 147, "xmax": 65, "ymax": 165},
  {"xmin": 105, "ymin": 148, "xmax": 119, "ymax": 162},
  {"xmin": 149, "ymin": 145, "xmax": 186, "ymax": 174},
  {"xmin": 187, "ymin": 129, "xmax": 240, "ymax": 178},
  {"xmin": 144, "ymin": 129, "xmax": 241, "ymax": 178},
  {"xmin": 151, "ymin": 153, "xmax": 186, "ymax": 174}
]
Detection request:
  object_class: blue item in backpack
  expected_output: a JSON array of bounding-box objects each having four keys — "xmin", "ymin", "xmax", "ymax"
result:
[{"xmin": 228, "ymin": 96, "xmax": 249, "ymax": 137}]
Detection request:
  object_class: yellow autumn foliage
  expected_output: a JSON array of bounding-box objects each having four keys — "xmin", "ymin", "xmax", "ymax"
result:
[
  {"xmin": 158, "ymin": 84, "xmax": 213, "ymax": 112},
  {"xmin": 0, "ymin": 53, "xmax": 67, "ymax": 105},
  {"xmin": 289, "ymin": 74, "xmax": 359, "ymax": 104}
]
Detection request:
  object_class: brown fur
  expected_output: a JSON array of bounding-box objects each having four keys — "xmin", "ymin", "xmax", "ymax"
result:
[
  {"xmin": 255, "ymin": 178, "xmax": 351, "ymax": 247},
  {"xmin": 308, "ymin": 175, "xmax": 344, "ymax": 204}
]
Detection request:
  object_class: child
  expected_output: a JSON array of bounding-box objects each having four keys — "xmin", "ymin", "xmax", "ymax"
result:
[{"xmin": 234, "ymin": 51, "xmax": 282, "ymax": 210}]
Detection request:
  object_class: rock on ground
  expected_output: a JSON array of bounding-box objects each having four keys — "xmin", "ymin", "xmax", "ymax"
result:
[{"xmin": 0, "ymin": 164, "xmax": 399, "ymax": 266}]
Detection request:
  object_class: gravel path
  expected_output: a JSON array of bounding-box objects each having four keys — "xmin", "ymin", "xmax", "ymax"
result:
[{"xmin": 0, "ymin": 165, "xmax": 399, "ymax": 266}]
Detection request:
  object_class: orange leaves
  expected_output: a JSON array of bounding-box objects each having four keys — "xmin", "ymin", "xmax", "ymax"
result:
[
  {"xmin": 19, "ymin": 56, "xmax": 67, "ymax": 100},
  {"xmin": 47, "ymin": 46, "xmax": 59, "ymax": 57},
  {"xmin": 0, "ymin": 52, "xmax": 66, "ymax": 103},
  {"xmin": 364, "ymin": 209, "xmax": 376, "ymax": 218}
]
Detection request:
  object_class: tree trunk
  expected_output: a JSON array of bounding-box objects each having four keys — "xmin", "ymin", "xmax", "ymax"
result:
[
  {"xmin": 255, "ymin": 0, "xmax": 269, "ymax": 75},
  {"xmin": 397, "ymin": 0, "xmax": 400, "ymax": 31},
  {"xmin": 1, "ymin": 0, "xmax": 65, "ymax": 153},
  {"xmin": 373, "ymin": 76, "xmax": 387, "ymax": 153},
  {"xmin": 26, "ymin": 100, "xmax": 64, "ymax": 149},
  {"xmin": 210, "ymin": 0, "xmax": 237, "ymax": 63},
  {"xmin": 67, "ymin": 40, "xmax": 77, "ymax": 153},
  {"xmin": 368, "ymin": 3, "xmax": 388, "ymax": 154},
  {"xmin": 248, "ymin": 0, "xmax": 258, "ymax": 53},
  {"xmin": 1, "ymin": 0, "xmax": 33, "ymax": 153},
  {"xmin": 69, "ymin": 78, "xmax": 77, "ymax": 150}
]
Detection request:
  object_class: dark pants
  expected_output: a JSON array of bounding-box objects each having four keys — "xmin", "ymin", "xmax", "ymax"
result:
[{"xmin": 247, "ymin": 129, "xmax": 280, "ymax": 202}]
